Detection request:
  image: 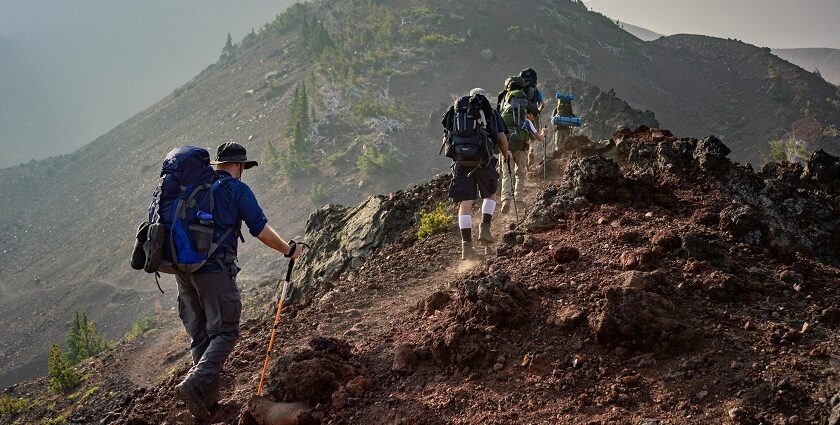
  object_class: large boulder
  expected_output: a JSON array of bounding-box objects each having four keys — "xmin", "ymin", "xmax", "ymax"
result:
[
  {"xmin": 804, "ymin": 149, "xmax": 840, "ymax": 193},
  {"xmin": 588, "ymin": 287, "xmax": 689, "ymax": 351},
  {"xmin": 561, "ymin": 156, "xmax": 625, "ymax": 203},
  {"xmin": 293, "ymin": 175, "xmax": 451, "ymax": 292},
  {"xmin": 583, "ymin": 90, "xmax": 659, "ymax": 141}
]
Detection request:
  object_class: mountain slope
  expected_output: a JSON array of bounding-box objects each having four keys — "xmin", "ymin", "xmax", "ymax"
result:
[
  {"xmin": 2, "ymin": 0, "xmax": 839, "ymax": 387},
  {"xmin": 619, "ymin": 22, "xmax": 664, "ymax": 41},
  {"xmin": 773, "ymin": 47, "xmax": 840, "ymax": 86},
  {"xmin": 3, "ymin": 128, "xmax": 839, "ymax": 424}
]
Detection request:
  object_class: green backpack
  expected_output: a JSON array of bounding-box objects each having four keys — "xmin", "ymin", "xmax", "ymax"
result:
[{"xmin": 501, "ymin": 89, "xmax": 531, "ymax": 151}]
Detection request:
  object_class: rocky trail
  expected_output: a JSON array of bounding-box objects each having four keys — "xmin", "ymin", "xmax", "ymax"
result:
[{"xmin": 3, "ymin": 127, "xmax": 840, "ymax": 425}]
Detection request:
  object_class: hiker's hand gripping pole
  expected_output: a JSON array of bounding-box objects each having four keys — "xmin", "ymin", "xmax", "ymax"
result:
[
  {"xmin": 257, "ymin": 241, "xmax": 310, "ymax": 396},
  {"xmin": 506, "ymin": 160, "xmax": 520, "ymax": 222}
]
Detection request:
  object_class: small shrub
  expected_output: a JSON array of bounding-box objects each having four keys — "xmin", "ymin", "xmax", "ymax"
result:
[
  {"xmin": 419, "ymin": 33, "xmax": 460, "ymax": 47},
  {"xmin": 240, "ymin": 28, "xmax": 258, "ymax": 49},
  {"xmin": 480, "ymin": 48, "xmax": 494, "ymax": 62},
  {"xmin": 326, "ymin": 150, "xmax": 349, "ymax": 165},
  {"xmin": 357, "ymin": 146, "xmax": 401, "ymax": 175},
  {"xmin": 124, "ymin": 317, "xmax": 156, "ymax": 341},
  {"xmin": 822, "ymin": 125, "xmax": 840, "ymax": 137},
  {"xmin": 48, "ymin": 344, "xmax": 81, "ymax": 393},
  {"xmin": 418, "ymin": 203, "xmax": 453, "ymax": 239},
  {"xmin": 79, "ymin": 386, "xmax": 99, "ymax": 403},
  {"xmin": 0, "ymin": 395, "xmax": 29, "ymax": 413},
  {"xmin": 308, "ymin": 183, "xmax": 328, "ymax": 205},
  {"xmin": 767, "ymin": 136, "xmax": 807, "ymax": 163},
  {"xmin": 352, "ymin": 97, "xmax": 409, "ymax": 120},
  {"xmin": 44, "ymin": 414, "xmax": 69, "ymax": 425}
]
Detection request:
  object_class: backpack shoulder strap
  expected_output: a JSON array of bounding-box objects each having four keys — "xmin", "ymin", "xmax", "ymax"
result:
[{"xmin": 210, "ymin": 176, "xmax": 245, "ymax": 243}]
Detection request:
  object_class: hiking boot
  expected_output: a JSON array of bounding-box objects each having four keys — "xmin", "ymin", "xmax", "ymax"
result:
[
  {"xmin": 175, "ymin": 379, "xmax": 210, "ymax": 421},
  {"xmin": 461, "ymin": 242, "xmax": 477, "ymax": 260},
  {"xmin": 500, "ymin": 202, "xmax": 510, "ymax": 214},
  {"xmin": 478, "ymin": 224, "xmax": 495, "ymax": 243},
  {"xmin": 203, "ymin": 377, "xmax": 220, "ymax": 410}
]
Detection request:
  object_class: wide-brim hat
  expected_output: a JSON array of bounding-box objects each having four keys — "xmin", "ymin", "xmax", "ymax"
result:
[{"xmin": 210, "ymin": 142, "xmax": 258, "ymax": 169}]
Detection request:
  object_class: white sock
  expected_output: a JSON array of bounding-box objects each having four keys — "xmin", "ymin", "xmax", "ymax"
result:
[
  {"xmin": 481, "ymin": 199, "xmax": 497, "ymax": 215},
  {"xmin": 458, "ymin": 215, "xmax": 473, "ymax": 229}
]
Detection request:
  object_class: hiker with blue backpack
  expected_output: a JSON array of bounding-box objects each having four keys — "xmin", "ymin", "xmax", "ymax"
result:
[
  {"xmin": 497, "ymin": 75, "xmax": 548, "ymax": 214},
  {"xmin": 518, "ymin": 68, "xmax": 546, "ymax": 165},
  {"xmin": 552, "ymin": 92, "xmax": 578, "ymax": 155},
  {"xmin": 440, "ymin": 88, "xmax": 511, "ymax": 260},
  {"xmin": 131, "ymin": 142, "xmax": 304, "ymax": 420}
]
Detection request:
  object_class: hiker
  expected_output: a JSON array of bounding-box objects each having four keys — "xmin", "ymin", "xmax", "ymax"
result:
[
  {"xmin": 552, "ymin": 93, "xmax": 576, "ymax": 154},
  {"xmin": 497, "ymin": 76, "xmax": 545, "ymax": 213},
  {"xmin": 170, "ymin": 143, "xmax": 305, "ymax": 420},
  {"xmin": 441, "ymin": 89, "xmax": 511, "ymax": 260},
  {"xmin": 519, "ymin": 68, "xmax": 545, "ymax": 164}
]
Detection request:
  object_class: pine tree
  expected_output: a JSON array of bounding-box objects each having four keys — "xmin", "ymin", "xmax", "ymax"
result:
[
  {"xmin": 302, "ymin": 15, "xmax": 311, "ymax": 41},
  {"xmin": 48, "ymin": 343, "xmax": 80, "ymax": 393},
  {"xmin": 288, "ymin": 85, "xmax": 302, "ymax": 135},
  {"xmin": 65, "ymin": 311, "xmax": 109, "ymax": 364},
  {"xmin": 291, "ymin": 121, "xmax": 305, "ymax": 154},
  {"xmin": 298, "ymin": 84, "xmax": 310, "ymax": 134},
  {"xmin": 222, "ymin": 33, "xmax": 236, "ymax": 59},
  {"xmin": 263, "ymin": 140, "xmax": 279, "ymax": 168}
]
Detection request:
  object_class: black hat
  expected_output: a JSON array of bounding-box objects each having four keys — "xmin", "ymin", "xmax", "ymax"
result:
[
  {"xmin": 519, "ymin": 68, "xmax": 537, "ymax": 87},
  {"xmin": 210, "ymin": 142, "xmax": 258, "ymax": 169}
]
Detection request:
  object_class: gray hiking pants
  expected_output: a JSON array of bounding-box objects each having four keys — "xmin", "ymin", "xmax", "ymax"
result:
[
  {"xmin": 176, "ymin": 270, "xmax": 241, "ymax": 389},
  {"xmin": 553, "ymin": 127, "xmax": 572, "ymax": 154}
]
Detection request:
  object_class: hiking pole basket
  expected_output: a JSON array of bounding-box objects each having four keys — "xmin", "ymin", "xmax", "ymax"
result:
[
  {"xmin": 256, "ymin": 241, "xmax": 310, "ymax": 396},
  {"xmin": 506, "ymin": 159, "xmax": 520, "ymax": 222}
]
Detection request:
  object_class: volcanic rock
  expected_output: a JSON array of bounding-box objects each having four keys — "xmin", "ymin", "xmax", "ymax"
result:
[
  {"xmin": 589, "ymin": 287, "xmax": 688, "ymax": 351},
  {"xmin": 392, "ymin": 344, "xmax": 418, "ymax": 374},
  {"xmin": 551, "ymin": 246, "xmax": 581, "ymax": 263}
]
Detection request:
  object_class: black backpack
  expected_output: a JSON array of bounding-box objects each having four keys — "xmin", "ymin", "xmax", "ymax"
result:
[{"xmin": 443, "ymin": 94, "xmax": 495, "ymax": 165}]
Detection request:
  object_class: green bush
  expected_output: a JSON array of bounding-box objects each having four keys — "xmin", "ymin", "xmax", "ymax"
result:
[
  {"xmin": 240, "ymin": 28, "xmax": 258, "ymax": 49},
  {"xmin": 44, "ymin": 414, "xmax": 69, "ymax": 425},
  {"xmin": 65, "ymin": 311, "xmax": 111, "ymax": 365},
  {"xmin": 767, "ymin": 136, "xmax": 807, "ymax": 163},
  {"xmin": 417, "ymin": 204, "xmax": 453, "ymax": 239},
  {"xmin": 352, "ymin": 97, "xmax": 409, "ymax": 120},
  {"xmin": 308, "ymin": 183, "xmax": 328, "ymax": 205},
  {"xmin": 326, "ymin": 150, "xmax": 349, "ymax": 165},
  {"xmin": 124, "ymin": 316, "xmax": 157, "ymax": 341},
  {"xmin": 357, "ymin": 146, "xmax": 401, "ymax": 175},
  {"xmin": 0, "ymin": 395, "xmax": 29, "ymax": 413},
  {"xmin": 48, "ymin": 344, "xmax": 81, "ymax": 393},
  {"xmin": 419, "ymin": 33, "xmax": 461, "ymax": 47}
]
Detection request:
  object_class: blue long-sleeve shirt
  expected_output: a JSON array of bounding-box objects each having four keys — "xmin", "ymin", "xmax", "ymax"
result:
[{"xmin": 199, "ymin": 170, "xmax": 268, "ymax": 272}]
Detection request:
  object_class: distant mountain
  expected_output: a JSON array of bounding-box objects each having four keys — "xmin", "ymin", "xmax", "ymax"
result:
[
  {"xmin": 773, "ymin": 48, "xmax": 840, "ymax": 86},
  {"xmin": 0, "ymin": 0, "xmax": 298, "ymax": 169},
  {"xmin": 1, "ymin": 0, "xmax": 838, "ymax": 388},
  {"xmin": 619, "ymin": 22, "xmax": 664, "ymax": 41},
  {"xmin": 617, "ymin": 21, "xmax": 840, "ymax": 87}
]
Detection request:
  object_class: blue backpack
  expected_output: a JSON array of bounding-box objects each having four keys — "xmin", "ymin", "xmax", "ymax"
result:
[{"xmin": 137, "ymin": 146, "xmax": 236, "ymax": 288}]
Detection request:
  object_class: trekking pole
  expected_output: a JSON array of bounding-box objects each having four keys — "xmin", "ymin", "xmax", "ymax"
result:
[
  {"xmin": 506, "ymin": 159, "xmax": 520, "ymax": 222},
  {"xmin": 543, "ymin": 127, "xmax": 548, "ymax": 182},
  {"xmin": 257, "ymin": 241, "xmax": 310, "ymax": 396}
]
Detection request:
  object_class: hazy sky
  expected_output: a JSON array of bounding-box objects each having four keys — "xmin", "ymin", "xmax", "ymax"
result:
[
  {"xmin": 1, "ymin": 1, "xmax": 838, "ymax": 168},
  {"xmin": 586, "ymin": 0, "xmax": 840, "ymax": 49},
  {"xmin": 0, "ymin": 0, "xmax": 295, "ymax": 168}
]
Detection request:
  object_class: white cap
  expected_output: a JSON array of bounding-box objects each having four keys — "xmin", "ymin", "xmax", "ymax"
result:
[{"xmin": 469, "ymin": 87, "xmax": 486, "ymax": 97}]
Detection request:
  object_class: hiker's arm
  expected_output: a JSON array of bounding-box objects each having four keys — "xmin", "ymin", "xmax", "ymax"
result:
[
  {"xmin": 497, "ymin": 133, "xmax": 511, "ymax": 160},
  {"xmin": 257, "ymin": 225, "xmax": 303, "ymax": 259}
]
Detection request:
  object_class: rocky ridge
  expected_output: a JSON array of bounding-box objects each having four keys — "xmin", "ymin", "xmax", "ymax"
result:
[{"xmin": 4, "ymin": 127, "xmax": 839, "ymax": 424}]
